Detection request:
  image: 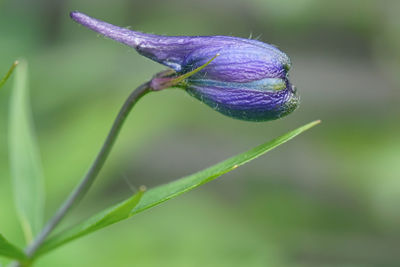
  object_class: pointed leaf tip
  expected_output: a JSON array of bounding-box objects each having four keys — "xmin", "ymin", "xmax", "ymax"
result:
[{"xmin": 0, "ymin": 61, "xmax": 19, "ymax": 89}]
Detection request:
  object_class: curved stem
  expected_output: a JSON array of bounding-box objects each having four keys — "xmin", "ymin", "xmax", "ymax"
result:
[{"xmin": 24, "ymin": 81, "xmax": 151, "ymax": 260}]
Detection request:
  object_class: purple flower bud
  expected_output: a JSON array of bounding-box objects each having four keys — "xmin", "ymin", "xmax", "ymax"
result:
[{"xmin": 70, "ymin": 11, "xmax": 299, "ymax": 121}]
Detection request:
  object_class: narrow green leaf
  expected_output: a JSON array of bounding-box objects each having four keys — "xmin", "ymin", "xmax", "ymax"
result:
[
  {"xmin": 8, "ymin": 60, "xmax": 45, "ymax": 244},
  {"xmin": 38, "ymin": 187, "xmax": 145, "ymax": 254},
  {"xmin": 131, "ymin": 120, "xmax": 320, "ymax": 215},
  {"xmin": 0, "ymin": 61, "xmax": 19, "ymax": 89},
  {"xmin": 0, "ymin": 61, "xmax": 19, "ymax": 90},
  {"xmin": 0, "ymin": 234, "xmax": 27, "ymax": 261},
  {"xmin": 39, "ymin": 120, "xmax": 320, "ymax": 255}
]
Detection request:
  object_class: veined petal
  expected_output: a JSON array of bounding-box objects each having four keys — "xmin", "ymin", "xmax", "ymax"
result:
[
  {"xmin": 185, "ymin": 81, "xmax": 299, "ymax": 122},
  {"xmin": 70, "ymin": 11, "xmax": 290, "ymax": 76},
  {"xmin": 70, "ymin": 11, "xmax": 299, "ymax": 121}
]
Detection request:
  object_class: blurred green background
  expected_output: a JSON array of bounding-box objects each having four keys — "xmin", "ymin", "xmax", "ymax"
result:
[{"xmin": 1, "ymin": 0, "xmax": 400, "ymax": 266}]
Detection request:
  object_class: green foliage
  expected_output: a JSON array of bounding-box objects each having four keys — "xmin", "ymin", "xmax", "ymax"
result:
[
  {"xmin": 0, "ymin": 234, "xmax": 27, "ymax": 261},
  {"xmin": 1, "ymin": 1, "xmax": 399, "ymax": 265},
  {"xmin": 38, "ymin": 120, "xmax": 320, "ymax": 256},
  {"xmin": 37, "ymin": 188, "xmax": 145, "ymax": 254},
  {"xmin": 8, "ymin": 60, "xmax": 45, "ymax": 244},
  {"xmin": 0, "ymin": 61, "xmax": 18, "ymax": 89}
]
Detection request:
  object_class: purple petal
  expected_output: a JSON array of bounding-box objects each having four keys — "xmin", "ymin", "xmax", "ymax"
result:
[
  {"xmin": 186, "ymin": 83, "xmax": 299, "ymax": 121},
  {"xmin": 70, "ymin": 11, "xmax": 290, "ymax": 77}
]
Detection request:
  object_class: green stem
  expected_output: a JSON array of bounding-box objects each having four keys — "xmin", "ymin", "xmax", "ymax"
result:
[
  {"xmin": 21, "ymin": 81, "xmax": 151, "ymax": 263},
  {"xmin": 11, "ymin": 57, "xmax": 214, "ymax": 266}
]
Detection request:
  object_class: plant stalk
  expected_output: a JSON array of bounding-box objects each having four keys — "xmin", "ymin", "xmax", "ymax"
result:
[{"xmin": 19, "ymin": 81, "xmax": 151, "ymax": 264}]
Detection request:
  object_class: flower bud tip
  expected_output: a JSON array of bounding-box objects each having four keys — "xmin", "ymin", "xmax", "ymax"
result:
[{"xmin": 69, "ymin": 11, "xmax": 80, "ymax": 20}]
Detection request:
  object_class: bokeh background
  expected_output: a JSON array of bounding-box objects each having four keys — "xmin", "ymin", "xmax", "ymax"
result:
[{"xmin": 1, "ymin": 0, "xmax": 400, "ymax": 266}]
